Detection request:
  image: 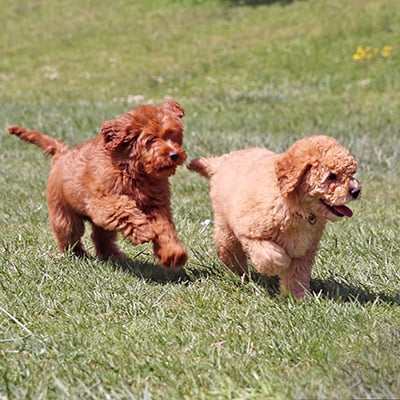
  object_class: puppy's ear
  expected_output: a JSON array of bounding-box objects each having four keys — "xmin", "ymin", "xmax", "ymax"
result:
[
  {"xmin": 161, "ymin": 100, "xmax": 185, "ymax": 119},
  {"xmin": 275, "ymin": 145, "xmax": 312, "ymax": 197},
  {"xmin": 101, "ymin": 120, "xmax": 129, "ymax": 152}
]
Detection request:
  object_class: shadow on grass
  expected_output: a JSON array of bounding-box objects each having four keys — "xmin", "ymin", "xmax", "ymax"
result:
[
  {"xmin": 254, "ymin": 273, "xmax": 400, "ymax": 305},
  {"xmin": 228, "ymin": 0, "xmax": 298, "ymax": 6},
  {"xmin": 111, "ymin": 246, "xmax": 222, "ymax": 284},
  {"xmin": 112, "ymin": 258, "xmax": 400, "ymax": 305},
  {"xmin": 112, "ymin": 258, "xmax": 191, "ymax": 284},
  {"xmin": 310, "ymin": 277, "xmax": 400, "ymax": 305}
]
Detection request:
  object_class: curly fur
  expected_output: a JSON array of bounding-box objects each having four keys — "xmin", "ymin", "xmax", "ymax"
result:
[
  {"xmin": 9, "ymin": 100, "xmax": 188, "ymax": 268},
  {"xmin": 188, "ymin": 135, "xmax": 361, "ymax": 299}
]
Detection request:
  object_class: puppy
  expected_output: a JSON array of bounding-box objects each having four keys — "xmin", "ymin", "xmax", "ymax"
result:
[
  {"xmin": 188, "ymin": 135, "xmax": 361, "ymax": 299},
  {"xmin": 8, "ymin": 100, "xmax": 188, "ymax": 268}
]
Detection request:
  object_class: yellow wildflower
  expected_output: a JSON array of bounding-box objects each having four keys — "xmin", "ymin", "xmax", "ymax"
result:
[
  {"xmin": 353, "ymin": 45, "xmax": 393, "ymax": 62},
  {"xmin": 381, "ymin": 45, "xmax": 393, "ymax": 58}
]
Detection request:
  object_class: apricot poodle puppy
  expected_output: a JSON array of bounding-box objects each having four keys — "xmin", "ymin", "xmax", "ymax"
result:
[
  {"xmin": 188, "ymin": 135, "xmax": 361, "ymax": 299},
  {"xmin": 9, "ymin": 100, "xmax": 188, "ymax": 268}
]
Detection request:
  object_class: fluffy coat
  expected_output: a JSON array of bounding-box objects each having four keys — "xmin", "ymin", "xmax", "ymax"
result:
[
  {"xmin": 9, "ymin": 100, "xmax": 188, "ymax": 268},
  {"xmin": 188, "ymin": 135, "xmax": 361, "ymax": 299}
]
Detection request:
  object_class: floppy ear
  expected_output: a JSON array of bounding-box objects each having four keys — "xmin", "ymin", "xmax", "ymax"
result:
[
  {"xmin": 161, "ymin": 100, "xmax": 185, "ymax": 119},
  {"xmin": 101, "ymin": 119, "xmax": 130, "ymax": 152},
  {"xmin": 275, "ymin": 144, "xmax": 313, "ymax": 198}
]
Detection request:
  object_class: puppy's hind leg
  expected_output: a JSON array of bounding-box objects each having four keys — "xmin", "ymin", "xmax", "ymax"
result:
[
  {"xmin": 90, "ymin": 225, "xmax": 128, "ymax": 261},
  {"xmin": 214, "ymin": 222, "xmax": 249, "ymax": 276},
  {"xmin": 48, "ymin": 204, "xmax": 87, "ymax": 257}
]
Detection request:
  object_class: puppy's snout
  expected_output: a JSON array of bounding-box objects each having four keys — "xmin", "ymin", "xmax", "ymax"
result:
[
  {"xmin": 349, "ymin": 177, "xmax": 361, "ymax": 199},
  {"xmin": 349, "ymin": 182, "xmax": 361, "ymax": 199},
  {"xmin": 349, "ymin": 187, "xmax": 360, "ymax": 199},
  {"xmin": 169, "ymin": 151, "xmax": 180, "ymax": 162}
]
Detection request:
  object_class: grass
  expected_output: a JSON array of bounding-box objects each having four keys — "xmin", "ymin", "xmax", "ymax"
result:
[{"xmin": 1, "ymin": 0, "xmax": 400, "ymax": 398}]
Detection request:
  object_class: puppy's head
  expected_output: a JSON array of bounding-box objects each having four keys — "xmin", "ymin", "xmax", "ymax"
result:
[
  {"xmin": 101, "ymin": 100, "xmax": 187, "ymax": 178},
  {"xmin": 275, "ymin": 135, "xmax": 361, "ymax": 221}
]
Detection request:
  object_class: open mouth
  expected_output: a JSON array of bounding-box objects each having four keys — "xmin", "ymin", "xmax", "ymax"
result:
[{"xmin": 320, "ymin": 199, "xmax": 353, "ymax": 218}]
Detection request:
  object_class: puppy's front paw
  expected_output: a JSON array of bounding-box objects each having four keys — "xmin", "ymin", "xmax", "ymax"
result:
[
  {"xmin": 157, "ymin": 244, "xmax": 188, "ymax": 269},
  {"xmin": 248, "ymin": 240, "xmax": 291, "ymax": 275},
  {"xmin": 270, "ymin": 243, "xmax": 291, "ymax": 271}
]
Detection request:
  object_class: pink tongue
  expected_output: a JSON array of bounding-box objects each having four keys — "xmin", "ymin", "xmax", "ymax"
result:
[{"xmin": 333, "ymin": 205, "xmax": 353, "ymax": 217}]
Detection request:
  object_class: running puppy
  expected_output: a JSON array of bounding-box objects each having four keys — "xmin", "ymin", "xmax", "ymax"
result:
[
  {"xmin": 9, "ymin": 100, "xmax": 188, "ymax": 268},
  {"xmin": 188, "ymin": 136, "xmax": 361, "ymax": 299}
]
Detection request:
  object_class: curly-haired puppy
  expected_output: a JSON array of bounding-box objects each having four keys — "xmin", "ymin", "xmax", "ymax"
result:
[
  {"xmin": 188, "ymin": 135, "xmax": 361, "ymax": 299},
  {"xmin": 8, "ymin": 100, "xmax": 188, "ymax": 268}
]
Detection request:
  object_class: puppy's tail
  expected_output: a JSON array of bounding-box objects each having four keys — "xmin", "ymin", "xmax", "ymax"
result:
[
  {"xmin": 8, "ymin": 126, "xmax": 68, "ymax": 156},
  {"xmin": 187, "ymin": 157, "xmax": 221, "ymax": 179}
]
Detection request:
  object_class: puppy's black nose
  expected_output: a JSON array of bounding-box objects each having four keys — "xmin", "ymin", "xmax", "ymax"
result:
[
  {"xmin": 349, "ymin": 187, "xmax": 361, "ymax": 199},
  {"xmin": 169, "ymin": 151, "xmax": 180, "ymax": 162}
]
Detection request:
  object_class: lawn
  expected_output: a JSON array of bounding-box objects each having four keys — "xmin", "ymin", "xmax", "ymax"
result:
[{"xmin": 1, "ymin": 0, "xmax": 400, "ymax": 398}]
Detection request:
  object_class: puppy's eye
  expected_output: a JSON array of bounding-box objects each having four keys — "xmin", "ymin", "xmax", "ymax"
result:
[
  {"xmin": 146, "ymin": 136, "xmax": 157, "ymax": 144},
  {"xmin": 327, "ymin": 173, "xmax": 337, "ymax": 181},
  {"xmin": 144, "ymin": 136, "xmax": 157, "ymax": 150},
  {"xmin": 163, "ymin": 130, "xmax": 177, "ymax": 142}
]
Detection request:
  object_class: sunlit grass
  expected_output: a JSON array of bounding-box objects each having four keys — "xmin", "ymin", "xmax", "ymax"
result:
[{"xmin": 1, "ymin": 0, "xmax": 400, "ymax": 398}]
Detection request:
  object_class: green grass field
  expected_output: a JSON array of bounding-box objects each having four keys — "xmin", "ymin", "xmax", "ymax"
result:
[{"xmin": 1, "ymin": 0, "xmax": 400, "ymax": 398}]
